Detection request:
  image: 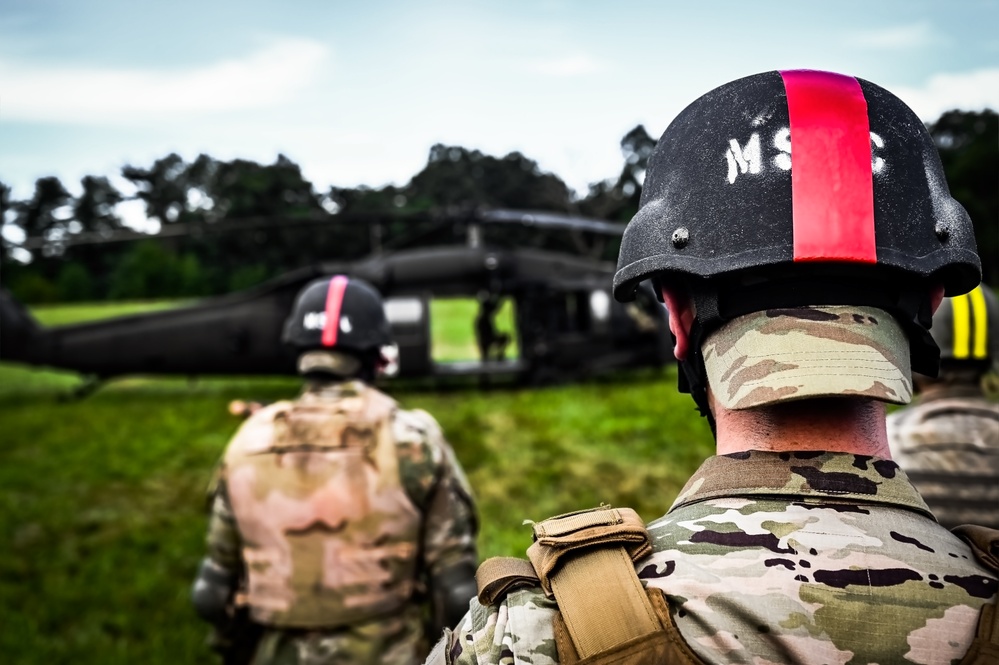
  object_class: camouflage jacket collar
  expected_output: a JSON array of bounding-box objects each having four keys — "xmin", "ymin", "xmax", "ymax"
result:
[{"xmin": 670, "ymin": 450, "xmax": 934, "ymax": 520}]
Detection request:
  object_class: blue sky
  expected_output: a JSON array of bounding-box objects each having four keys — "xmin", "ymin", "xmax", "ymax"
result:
[{"xmin": 2, "ymin": 0, "xmax": 997, "ymax": 226}]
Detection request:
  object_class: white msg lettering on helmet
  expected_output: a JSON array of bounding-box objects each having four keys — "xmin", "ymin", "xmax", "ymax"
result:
[
  {"xmin": 773, "ymin": 128, "xmax": 792, "ymax": 170},
  {"xmin": 725, "ymin": 133, "xmax": 762, "ymax": 184},
  {"xmin": 726, "ymin": 128, "xmax": 888, "ymax": 183},
  {"xmin": 303, "ymin": 311, "xmax": 326, "ymax": 330},
  {"xmin": 340, "ymin": 316, "xmax": 352, "ymax": 333},
  {"xmin": 870, "ymin": 132, "xmax": 886, "ymax": 174}
]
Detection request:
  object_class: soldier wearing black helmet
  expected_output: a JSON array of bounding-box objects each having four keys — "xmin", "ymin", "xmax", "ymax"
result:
[
  {"xmin": 427, "ymin": 70, "xmax": 998, "ymax": 665},
  {"xmin": 193, "ymin": 275, "xmax": 479, "ymax": 665},
  {"xmin": 888, "ymin": 284, "xmax": 999, "ymax": 529}
]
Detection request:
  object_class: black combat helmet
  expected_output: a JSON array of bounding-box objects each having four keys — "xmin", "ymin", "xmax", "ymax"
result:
[
  {"xmin": 282, "ymin": 275, "xmax": 393, "ymax": 354},
  {"xmin": 613, "ymin": 69, "xmax": 982, "ymax": 414}
]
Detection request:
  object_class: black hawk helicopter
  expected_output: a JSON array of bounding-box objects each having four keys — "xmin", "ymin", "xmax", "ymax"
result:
[{"xmin": 0, "ymin": 209, "xmax": 670, "ymax": 390}]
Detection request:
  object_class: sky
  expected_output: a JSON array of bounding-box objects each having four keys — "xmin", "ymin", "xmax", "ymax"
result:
[{"xmin": 2, "ymin": 0, "xmax": 998, "ymax": 226}]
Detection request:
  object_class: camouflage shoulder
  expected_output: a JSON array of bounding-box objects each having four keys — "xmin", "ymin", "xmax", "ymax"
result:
[
  {"xmin": 392, "ymin": 407, "xmax": 477, "ymax": 510},
  {"xmin": 223, "ymin": 400, "xmax": 294, "ymax": 462},
  {"xmin": 393, "ymin": 407, "xmax": 446, "ymax": 446},
  {"xmin": 391, "ymin": 408, "xmax": 450, "ymax": 467},
  {"xmin": 447, "ymin": 589, "xmax": 559, "ymax": 665},
  {"xmin": 204, "ymin": 459, "xmax": 225, "ymax": 505},
  {"xmin": 241, "ymin": 399, "xmax": 294, "ymax": 426}
]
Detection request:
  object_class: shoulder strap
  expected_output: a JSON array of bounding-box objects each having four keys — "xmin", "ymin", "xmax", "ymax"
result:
[
  {"xmin": 527, "ymin": 507, "xmax": 659, "ymax": 659},
  {"xmin": 953, "ymin": 525, "xmax": 999, "ymax": 664},
  {"xmin": 476, "ymin": 556, "xmax": 539, "ymax": 605},
  {"xmin": 475, "ymin": 506, "xmax": 708, "ymax": 664}
]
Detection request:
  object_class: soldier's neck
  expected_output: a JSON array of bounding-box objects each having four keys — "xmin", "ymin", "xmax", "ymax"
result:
[{"xmin": 712, "ymin": 396, "xmax": 892, "ymax": 458}]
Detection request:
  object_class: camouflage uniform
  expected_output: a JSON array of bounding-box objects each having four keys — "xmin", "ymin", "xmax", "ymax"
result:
[
  {"xmin": 207, "ymin": 379, "xmax": 477, "ymax": 665},
  {"xmin": 439, "ymin": 452, "xmax": 998, "ymax": 665},
  {"xmin": 887, "ymin": 385, "xmax": 999, "ymax": 529}
]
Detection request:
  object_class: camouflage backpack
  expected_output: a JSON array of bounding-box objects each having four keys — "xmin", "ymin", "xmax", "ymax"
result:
[{"xmin": 224, "ymin": 385, "xmax": 423, "ymax": 628}]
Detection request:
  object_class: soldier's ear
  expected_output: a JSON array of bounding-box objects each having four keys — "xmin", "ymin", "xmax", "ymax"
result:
[
  {"xmin": 660, "ymin": 287, "xmax": 694, "ymax": 361},
  {"xmin": 929, "ymin": 284, "xmax": 945, "ymax": 315}
]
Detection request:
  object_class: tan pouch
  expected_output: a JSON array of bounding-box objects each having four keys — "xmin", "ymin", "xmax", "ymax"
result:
[
  {"xmin": 473, "ymin": 505, "xmax": 709, "ymax": 665},
  {"xmin": 953, "ymin": 524, "xmax": 999, "ymax": 664}
]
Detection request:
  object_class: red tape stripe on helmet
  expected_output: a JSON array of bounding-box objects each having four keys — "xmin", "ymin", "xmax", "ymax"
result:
[
  {"xmin": 780, "ymin": 70, "xmax": 877, "ymax": 264},
  {"xmin": 322, "ymin": 275, "xmax": 349, "ymax": 347}
]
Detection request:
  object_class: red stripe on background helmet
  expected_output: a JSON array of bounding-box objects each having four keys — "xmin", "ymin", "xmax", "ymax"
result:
[
  {"xmin": 780, "ymin": 70, "xmax": 877, "ymax": 264},
  {"xmin": 321, "ymin": 275, "xmax": 349, "ymax": 346}
]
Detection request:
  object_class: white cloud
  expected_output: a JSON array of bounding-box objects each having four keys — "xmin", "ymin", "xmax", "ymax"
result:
[
  {"xmin": 848, "ymin": 21, "xmax": 938, "ymax": 49},
  {"xmin": 531, "ymin": 54, "xmax": 607, "ymax": 76},
  {"xmin": 116, "ymin": 198, "xmax": 158, "ymax": 233},
  {"xmin": 893, "ymin": 68, "xmax": 999, "ymax": 120},
  {"xmin": 0, "ymin": 37, "xmax": 330, "ymax": 125}
]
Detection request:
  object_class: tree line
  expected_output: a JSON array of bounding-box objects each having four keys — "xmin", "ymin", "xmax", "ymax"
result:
[{"xmin": 1, "ymin": 111, "xmax": 995, "ymax": 304}]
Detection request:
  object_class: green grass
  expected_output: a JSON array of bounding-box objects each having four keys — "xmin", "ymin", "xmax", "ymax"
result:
[
  {"xmin": 29, "ymin": 299, "xmax": 186, "ymax": 327},
  {"xmin": 0, "ymin": 300, "xmax": 711, "ymax": 664}
]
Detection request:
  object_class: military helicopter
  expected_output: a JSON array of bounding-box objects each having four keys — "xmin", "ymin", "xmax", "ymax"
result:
[{"xmin": 0, "ymin": 209, "xmax": 671, "ymax": 390}]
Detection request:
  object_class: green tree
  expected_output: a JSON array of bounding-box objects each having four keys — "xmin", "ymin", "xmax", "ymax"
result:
[
  {"xmin": 176, "ymin": 253, "xmax": 209, "ymax": 297},
  {"xmin": 12, "ymin": 176, "xmax": 72, "ymax": 241},
  {"xmin": 122, "ymin": 153, "xmax": 190, "ymax": 226},
  {"xmin": 227, "ymin": 263, "xmax": 269, "ymax": 292},
  {"xmin": 579, "ymin": 125, "xmax": 656, "ymax": 222},
  {"xmin": 56, "ymin": 261, "xmax": 96, "ymax": 302},
  {"xmin": 330, "ymin": 145, "xmax": 575, "ymax": 216},
  {"xmin": 1, "ymin": 180, "xmax": 16, "ymax": 263},
  {"xmin": 0, "ymin": 181, "xmax": 10, "ymax": 220},
  {"xmin": 928, "ymin": 110, "xmax": 998, "ymax": 284},
  {"xmin": 326, "ymin": 184, "xmax": 405, "ymax": 215},
  {"xmin": 9, "ymin": 271, "xmax": 59, "ymax": 303},
  {"xmin": 211, "ymin": 154, "xmax": 322, "ymax": 219},
  {"xmin": 108, "ymin": 241, "xmax": 182, "ymax": 300},
  {"xmin": 407, "ymin": 144, "xmax": 574, "ymax": 212},
  {"xmin": 74, "ymin": 176, "xmax": 124, "ymax": 235}
]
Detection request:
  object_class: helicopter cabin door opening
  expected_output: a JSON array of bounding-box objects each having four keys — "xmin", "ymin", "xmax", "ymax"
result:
[{"xmin": 428, "ymin": 295, "xmax": 521, "ymax": 375}]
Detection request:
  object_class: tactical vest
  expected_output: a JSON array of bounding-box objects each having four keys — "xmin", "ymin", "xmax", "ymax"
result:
[
  {"xmin": 890, "ymin": 396, "xmax": 999, "ymax": 529},
  {"xmin": 224, "ymin": 385, "xmax": 423, "ymax": 629},
  {"xmin": 475, "ymin": 506, "xmax": 999, "ymax": 665}
]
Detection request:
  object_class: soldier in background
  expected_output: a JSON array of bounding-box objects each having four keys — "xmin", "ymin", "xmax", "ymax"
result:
[
  {"xmin": 430, "ymin": 70, "xmax": 998, "ymax": 665},
  {"xmin": 193, "ymin": 275, "xmax": 479, "ymax": 665},
  {"xmin": 888, "ymin": 284, "xmax": 999, "ymax": 528},
  {"xmin": 474, "ymin": 291, "xmax": 509, "ymax": 363}
]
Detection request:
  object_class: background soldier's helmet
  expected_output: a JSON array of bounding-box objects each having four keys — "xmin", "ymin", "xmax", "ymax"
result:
[
  {"xmin": 613, "ymin": 70, "xmax": 982, "ymax": 415},
  {"xmin": 282, "ymin": 275, "xmax": 392, "ymax": 356},
  {"xmin": 930, "ymin": 284, "xmax": 999, "ymax": 371}
]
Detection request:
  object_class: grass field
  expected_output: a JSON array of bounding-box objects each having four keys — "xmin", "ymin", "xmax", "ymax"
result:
[{"xmin": 0, "ymin": 299, "xmax": 713, "ymax": 664}]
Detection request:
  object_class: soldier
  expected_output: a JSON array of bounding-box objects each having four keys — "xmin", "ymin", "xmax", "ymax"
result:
[
  {"xmin": 193, "ymin": 275, "xmax": 479, "ymax": 665},
  {"xmin": 475, "ymin": 291, "xmax": 510, "ymax": 363},
  {"xmin": 429, "ymin": 70, "xmax": 999, "ymax": 664},
  {"xmin": 888, "ymin": 284, "xmax": 999, "ymax": 529}
]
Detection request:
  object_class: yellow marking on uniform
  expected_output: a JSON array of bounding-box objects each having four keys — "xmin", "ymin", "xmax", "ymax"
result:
[
  {"xmin": 969, "ymin": 285, "xmax": 988, "ymax": 359},
  {"xmin": 951, "ymin": 293, "xmax": 971, "ymax": 359}
]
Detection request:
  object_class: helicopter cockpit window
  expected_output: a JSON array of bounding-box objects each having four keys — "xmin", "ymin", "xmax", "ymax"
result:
[{"xmin": 384, "ymin": 297, "xmax": 424, "ymax": 324}]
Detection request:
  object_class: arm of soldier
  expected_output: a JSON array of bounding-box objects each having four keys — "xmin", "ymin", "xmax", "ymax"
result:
[
  {"xmin": 426, "ymin": 590, "xmax": 561, "ymax": 665},
  {"xmin": 426, "ymin": 599, "xmax": 495, "ymax": 665},
  {"xmin": 193, "ymin": 475, "xmax": 243, "ymax": 627},
  {"xmin": 397, "ymin": 409, "xmax": 480, "ymax": 633}
]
